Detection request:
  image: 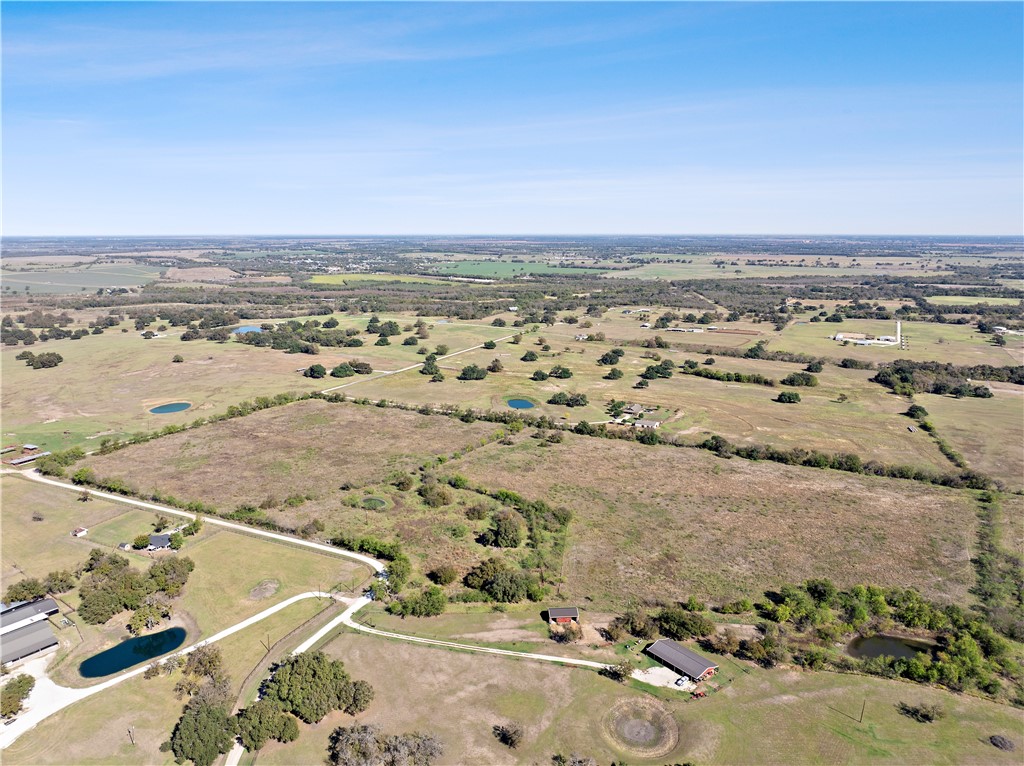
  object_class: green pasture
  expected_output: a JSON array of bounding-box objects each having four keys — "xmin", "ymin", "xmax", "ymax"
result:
[
  {"xmin": 309, "ymin": 273, "xmax": 447, "ymax": 285},
  {"xmin": 926, "ymin": 295, "xmax": 1022, "ymax": 306},
  {"xmin": 431, "ymin": 260, "xmax": 608, "ymax": 278}
]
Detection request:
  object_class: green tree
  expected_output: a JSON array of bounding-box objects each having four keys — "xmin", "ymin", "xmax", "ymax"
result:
[
  {"xmin": 169, "ymin": 702, "xmax": 237, "ymax": 766},
  {"xmin": 521, "ymin": 350, "xmax": 538, "ymax": 362},
  {"xmin": 331, "ymin": 363, "xmax": 355, "ymax": 378},
  {"xmin": 133, "ymin": 534, "xmax": 151, "ymax": 550},
  {"xmin": 531, "ymin": 370, "xmax": 549, "ymax": 381},
  {"xmin": 480, "ymin": 511, "xmax": 524, "ymax": 548},
  {"xmin": 487, "ymin": 358, "xmax": 504, "ymax": 373},
  {"xmin": 605, "ymin": 367, "xmax": 623, "ymax": 380},
  {"xmin": 458, "ymin": 364, "xmax": 488, "ymax": 380},
  {"xmin": 776, "ymin": 391, "xmax": 801, "ymax": 404},
  {"xmin": 304, "ymin": 364, "xmax": 327, "ymax": 379},
  {"xmin": 236, "ymin": 699, "xmax": 298, "ymax": 752},
  {"xmin": 1, "ymin": 675, "xmax": 35, "ymax": 718},
  {"xmin": 483, "ymin": 340, "xmax": 497, "ymax": 349},
  {"xmin": 262, "ymin": 652, "xmax": 366, "ymax": 724}
]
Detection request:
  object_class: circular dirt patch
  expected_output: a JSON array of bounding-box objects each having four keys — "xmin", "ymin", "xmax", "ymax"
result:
[
  {"xmin": 602, "ymin": 698, "xmax": 679, "ymax": 759},
  {"xmin": 248, "ymin": 579, "xmax": 280, "ymax": 600},
  {"xmin": 363, "ymin": 497, "xmax": 386, "ymax": 510}
]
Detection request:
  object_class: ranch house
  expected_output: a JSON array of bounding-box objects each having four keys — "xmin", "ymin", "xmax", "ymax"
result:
[
  {"xmin": 646, "ymin": 639, "xmax": 719, "ymax": 683},
  {"xmin": 547, "ymin": 607, "xmax": 580, "ymax": 625}
]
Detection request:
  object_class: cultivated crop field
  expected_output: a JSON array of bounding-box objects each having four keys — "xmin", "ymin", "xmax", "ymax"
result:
[
  {"xmin": 450, "ymin": 434, "xmax": 979, "ymax": 606},
  {"xmin": 79, "ymin": 399, "xmax": 500, "ymax": 514}
]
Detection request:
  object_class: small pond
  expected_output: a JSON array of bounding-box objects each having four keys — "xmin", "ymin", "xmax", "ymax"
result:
[
  {"xmin": 79, "ymin": 627, "xmax": 187, "ymax": 678},
  {"xmin": 847, "ymin": 634, "xmax": 934, "ymax": 660},
  {"xmin": 507, "ymin": 399, "xmax": 535, "ymax": 409},
  {"xmin": 149, "ymin": 402, "xmax": 192, "ymax": 414},
  {"xmin": 149, "ymin": 401, "xmax": 193, "ymax": 413},
  {"xmin": 363, "ymin": 497, "xmax": 386, "ymax": 509},
  {"xmin": 232, "ymin": 325, "xmax": 264, "ymax": 334}
]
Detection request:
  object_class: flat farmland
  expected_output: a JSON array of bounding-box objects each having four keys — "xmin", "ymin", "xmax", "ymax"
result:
[
  {"xmin": 431, "ymin": 260, "xmax": 608, "ymax": 278},
  {"xmin": 449, "ymin": 435, "xmax": 978, "ymax": 606},
  {"xmin": 309, "ymin": 273, "xmax": 448, "ymax": 285},
  {"xmin": 355, "ymin": 341, "xmax": 952, "ymax": 473},
  {"xmin": 0, "ymin": 327, "xmax": 320, "ymax": 452},
  {"xmin": 603, "ymin": 255, "xmax": 951, "ymax": 281},
  {"xmin": 771, "ymin": 318, "xmax": 1022, "ymax": 366},
  {"xmin": 926, "ymin": 295, "xmax": 1022, "ymax": 306},
  {"xmin": 919, "ymin": 391, "xmax": 1024, "ymax": 490},
  {"xmin": 80, "ymin": 398, "xmax": 500, "ymax": 512},
  {"xmin": 0, "ymin": 263, "xmax": 164, "ymax": 294}
]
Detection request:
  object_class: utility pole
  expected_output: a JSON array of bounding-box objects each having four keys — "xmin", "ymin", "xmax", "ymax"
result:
[
  {"xmin": 859, "ymin": 698, "xmax": 866, "ymax": 724},
  {"xmin": 128, "ymin": 726, "xmax": 135, "ymax": 746}
]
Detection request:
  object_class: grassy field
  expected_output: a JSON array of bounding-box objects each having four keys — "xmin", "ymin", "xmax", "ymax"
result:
[
  {"xmin": 918, "ymin": 391, "xmax": 1024, "ymax": 490},
  {"xmin": 605, "ymin": 257, "xmax": 946, "ymax": 281},
  {"xmin": 1, "ymin": 600, "xmax": 325, "ymax": 766},
  {"xmin": 926, "ymin": 295, "xmax": 1022, "ymax": 306},
  {"xmin": 432, "ymin": 260, "xmax": 608, "ymax": 278},
  {"xmin": 0, "ymin": 311, "xmax": 508, "ymax": 451},
  {"xmin": 448, "ymin": 434, "xmax": 978, "ymax": 607},
  {"xmin": 80, "ymin": 398, "xmax": 501, "ymax": 513},
  {"xmin": 249, "ymin": 629, "xmax": 1024, "ymax": 766},
  {"xmin": 0, "ymin": 263, "xmax": 164, "ymax": 294},
  {"xmin": 771, "ymin": 318, "xmax": 1022, "ymax": 366},
  {"xmin": 0, "ymin": 475, "xmax": 134, "ymax": 590},
  {"xmin": 351, "ymin": 336, "xmax": 953, "ymax": 473},
  {"xmin": 309, "ymin": 273, "xmax": 448, "ymax": 285}
]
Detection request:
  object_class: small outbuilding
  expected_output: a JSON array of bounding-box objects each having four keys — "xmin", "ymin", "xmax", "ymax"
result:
[
  {"xmin": 547, "ymin": 607, "xmax": 580, "ymax": 625},
  {"xmin": 646, "ymin": 639, "xmax": 719, "ymax": 682},
  {"xmin": 71, "ymin": 527, "xmax": 88, "ymax": 538},
  {"xmin": 633, "ymin": 419, "xmax": 661, "ymax": 429}
]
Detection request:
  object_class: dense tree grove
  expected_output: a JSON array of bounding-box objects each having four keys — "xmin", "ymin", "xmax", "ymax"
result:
[
  {"xmin": 1, "ymin": 675, "xmax": 35, "ymax": 718},
  {"xmin": 872, "ymin": 360, "xmax": 1015, "ymax": 396},
  {"xmin": 328, "ymin": 724, "xmax": 443, "ymax": 766},
  {"xmin": 75, "ymin": 549, "xmax": 194, "ymax": 630},
  {"xmin": 261, "ymin": 652, "xmax": 372, "ymax": 723}
]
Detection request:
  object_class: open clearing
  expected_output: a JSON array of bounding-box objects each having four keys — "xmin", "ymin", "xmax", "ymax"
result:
[
  {"xmin": 309, "ymin": 273, "xmax": 448, "ymax": 285},
  {"xmin": 431, "ymin": 260, "xmax": 609, "ymax": 278},
  {"xmin": 0, "ymin": 264, "xmax": 164, "ymax": 294},
  {"xmin": 247, "ymin": 630, "xmax": 1024, "ymax": 766},
  {"xmin": 919, "ymin": 391, "xmax": 1024, "ymax": 490},
  {"xmin": 80, "ymin": 398, "xmax": 500, "ymax": 513},
  {"xmin": 772, "ymin": 318, "xmax": 1022, "ymax": 366},
  {"xmin": 0, "ymin": 475, "xmax": 132, "ymax": 590},
  {"xmin": 449, "ymin": 434, "xmax": 978, "ymax": 606},
  {"xmin": 925, "ymin": 295, "xmax": 1022, "ymax": 306}
]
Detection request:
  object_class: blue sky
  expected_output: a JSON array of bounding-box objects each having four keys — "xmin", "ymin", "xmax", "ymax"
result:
[{"xmin": 3, "ymin": 2, "xmax": 1022, "ymax": 235}]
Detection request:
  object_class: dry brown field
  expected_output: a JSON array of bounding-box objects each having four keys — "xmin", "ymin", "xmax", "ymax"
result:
[
  {"xmin": 450, "ymin": 434, "xmax": 978, "ymax": 607},
  {"xmin": 80, "ymin": 399, "xmax": 499, "ymax": 513}
]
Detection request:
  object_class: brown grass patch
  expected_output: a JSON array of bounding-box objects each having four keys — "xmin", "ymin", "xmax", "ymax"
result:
[
  {"xmin": 81, "ymin": 399, "xmax": 498, "ymax": 512},
  {"xmin": 450, "ymin": 434, "xmax": 978, "ymax": 607}
]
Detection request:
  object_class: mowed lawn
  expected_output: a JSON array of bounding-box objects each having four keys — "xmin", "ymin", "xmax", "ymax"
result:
[
  {"xmin": 178, "ymin": 528, "xmax": 371, "ymax": 639},
  {"xmin": 80, "ymin": 398, "xmax": 501, "ymax": 512},
  {"xmin": 448, "ymin": 435, "xmax": 978, "ymax": 607},
  {"xmin": 0, "ymin": 475, "xmax": 132, "ymax": 590},
  {"xmin": 250, "ymin": 630, "xmax": 1024, "ymax": 766},
  {"xmin": 919, "ymin": 391, "xmax": 1024, "ymax": 490}
]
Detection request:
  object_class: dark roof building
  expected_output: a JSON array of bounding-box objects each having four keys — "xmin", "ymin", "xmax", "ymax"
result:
[
  {"xmin": 0, "ymin": 598, "xmax": 59, "ymax": 636},
  {"xmin": 0, "ymin": 620, "xmax": 59, "ymax": 665},
  {"xmin": 646, "ymin": 639, "xmax": 719, "ymax": 681},
  {"xmin": 149, "ymin": 533, "xmax": 172, "ymax": 549},
  {"xmin": 547, "ymin": 607, "xmax": 580, "ymax": 623}
]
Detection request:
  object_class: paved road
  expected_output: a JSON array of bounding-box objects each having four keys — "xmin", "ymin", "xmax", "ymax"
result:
[{"xmin": 0, "ymin": 591, "xmax": 349, "ymax": 750}]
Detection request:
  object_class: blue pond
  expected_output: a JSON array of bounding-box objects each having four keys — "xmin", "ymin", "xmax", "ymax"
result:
[
  {"xmin": 507, "ymin": 399, "xmax": 535, "ymax": 409},
  {"xmin": 79, "ymin": 627, "xmax": 187, "ymax": 678},
  {"xmin": 150, "ymin": 402, "xmax": 192, "ymax": 414},
  {"xmin": 232, "ymin": 325, "xmax": 263, "ymax": 334},
  {"xmin": 847, "ymin": 635, "xmax": 933, "ymax": 660}
]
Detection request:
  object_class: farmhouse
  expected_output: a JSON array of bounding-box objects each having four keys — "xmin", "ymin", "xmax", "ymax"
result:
[
  {"xmin": 71, "ymin": 527, "xmax": 88, "ymax": 538},
  {"xmin": 547, "ymin": 607, "xmax": 579, "ymax": 624},
  {"xmin": 148, "ymin": 533, "xmax": 172, "ymax": 551},
  {"xmin": 633, "ymin": 419, "xmax": 661, "ymax": 429},
  {"xmin": 624, "ymin": 404, "xmax": 646, "ymax": 416},
  {"xmin": 646, "ymin": 639, "xmax": 718, "ymax": 682}
]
